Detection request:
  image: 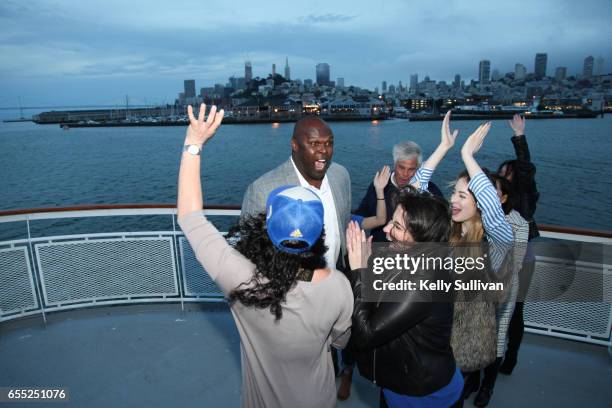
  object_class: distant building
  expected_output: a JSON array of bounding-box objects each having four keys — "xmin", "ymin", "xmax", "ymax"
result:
[
  {"xmin": 594, "ymin": 57, "xmax": 604, "ymax": 76},
  {"xmin": 515, "ymin": 63, "xmax": 527, "ymax": 80},
  {"xmin": 284, "ymin": 57, "xmax": 291, "ymax": 80},
  {"xmin": 200, "ymin": 87, "xmax": 214, "ymax": 98},
  {"xmin": 534, "ymin": 53, "xmax": 547, "ymax": 79},
  {"xmin": 245, "ymin": 61, "xmax": 253, "ymax": 82},
  {"xmin": 304, "ymin": 79, "xmax": 313, "ymax": 89},
  {"xmin": 388, "ymin": 84, "xmax": 396, "ymax": 94},
  {"xmin": 184, "ymin": 80, "xmax": 196, "ymax": 98},
  {"xmin": 453, "ymin": 74, "xmax": 461, "ymax": 88},
  {"xmin": 410, "ymin": 74, "xmax": 418, "ymax": 92},
  {"xmin": 555, "ymin": 67, "xmax": 567, "ymax": 81},
  {"xmin": 583, "ymin": 56, "xmax": 594, "ymax": 78},
  {"xmin": 382, "ymin": 81, "xmax": 387, "ymax": 92},
  {"xmin": 336, "ymin": 77, "xmax": 345, "ymax": 88},
  {"xmin": 316, "ymin": 63, "xmax": 331, "ymax": 86},
  {"xmin": 479, "ymin": 60, "xmax": 491, "ymax": 86},
  {"xmin": 272, "ymin": 63, "xmax": 276, "ymax": 76},
  {"xmin": 491, "ymin": 69, "xmax": 501, "ymax": 81}
]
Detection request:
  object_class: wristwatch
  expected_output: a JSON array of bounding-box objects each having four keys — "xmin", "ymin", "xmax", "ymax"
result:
[{"xmin": 183, "ymin": 144, "xmax": 202, "ymax": 155}]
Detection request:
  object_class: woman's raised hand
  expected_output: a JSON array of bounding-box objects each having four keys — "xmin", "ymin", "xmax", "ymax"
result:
[
  {"xmin": 461, "ymin": 122, "xmax": 491, "ymax": 159},
  {"xmin": 346, "ymin": 221, "xmax": 372, "ymax": 270},
  {"xmin": 440, "ymin": 110, "xmax": 459, "ymax": 150},
  {"xmin": 184, "ymin": 104, "xmax": 224, "ymax": 146},
  {"xmin": 508, "ymin": 114, "xmax": 525, "ymax": 136}
]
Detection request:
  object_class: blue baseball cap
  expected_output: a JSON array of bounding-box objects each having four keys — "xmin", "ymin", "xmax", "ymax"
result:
[{"xmin": 265, "ymin": 185, "xmax": 324, "ymax": 254}]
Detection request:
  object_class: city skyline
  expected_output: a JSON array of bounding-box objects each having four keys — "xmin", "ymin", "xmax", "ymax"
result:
[{"xmin": 0, "ymin": 0, "xmax": 610, "ymax": 106}]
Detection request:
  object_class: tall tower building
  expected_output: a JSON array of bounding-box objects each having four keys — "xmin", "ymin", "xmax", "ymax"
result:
[
  {"xmin": 594, "ymin": 57, "xmax": 604, "ymax": 76},
  {"xmin": 336, "ymin": 77, "xmax": 345, "ymax": 88},
  {"xmin": 382, "ymin": 81, "xmax": 387, "ymax": 92},
  {"xmin": 453, "ymin": 74, "xmax": 461, "ymax": 88},
  {"xmin": 555, "ymin": 67, "xmax": 567, "ymax": 81},
  {"xmin": 316, "ymin": 63, "xmax": 330, "ymax": 86},
  {"xmin": 515, "ymin": 63, "xmax": 527, "ymax": 80},
  {"xmin": 479, "ymin": 60, "xmax": 491, "ymax": 86},
  {"xmin": 272, "ymin": 63, "xmax": 276, "ymax": 76},
  {"xmin": 583, "ymin": 56, "xmax": 594, "ymax": 78},
  {"xmin": 534, "ymin": 53, "xmax": 547, "ymax": 79},
  {"xmin": 284, "ymin": 57, "xmax": 291, "ymax": 80},
  {"xmin": 245, "ymin": 61, "xmax": 253, "ymax": 82},
  {"xmin": 184, "ymin": 79, "xmax": 196, "ymax": 98},
  {"xmin": 410, "ymin": 74, "xmax": 418, "ymax": 92}
]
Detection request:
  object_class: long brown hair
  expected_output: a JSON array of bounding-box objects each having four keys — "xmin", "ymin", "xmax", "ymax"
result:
[{"xmin": 449, "ymin": 170, "xmax": 485, "ymax": 244}]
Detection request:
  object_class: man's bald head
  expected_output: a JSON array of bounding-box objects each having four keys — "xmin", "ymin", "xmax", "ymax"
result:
[
  {"xmin": 290, "ymin": 116, "xmax": 334, "ymax": 189},
  {"xmin": 292, "ymin": 116, "xmax": 332, "ymax": 142}
]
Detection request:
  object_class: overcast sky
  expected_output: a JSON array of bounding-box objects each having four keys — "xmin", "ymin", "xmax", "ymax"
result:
[{"xmin": 0, "ymin": 0, "xmax": 610, "ymax": 106}]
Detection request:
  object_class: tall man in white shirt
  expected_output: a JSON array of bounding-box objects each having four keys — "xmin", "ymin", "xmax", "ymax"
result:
[{"xmin": 241, "ymin": 116, "xmax": 351, "ymax": 270}]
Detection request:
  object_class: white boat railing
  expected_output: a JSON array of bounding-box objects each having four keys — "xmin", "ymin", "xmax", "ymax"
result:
[{"xmin": 0, "ymin": 205, "xmax": 610, "ymax": 346}]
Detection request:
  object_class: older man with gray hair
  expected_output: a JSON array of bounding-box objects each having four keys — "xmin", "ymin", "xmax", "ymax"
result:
[{"xmin": 354, "ymin": 140, "xmax": 444, "ymax": 243}]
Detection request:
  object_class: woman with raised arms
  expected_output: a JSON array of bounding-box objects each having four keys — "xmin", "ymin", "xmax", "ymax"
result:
[{"xmin": 177, "ymin": 104, "xmax": 353, "ymax": 408}]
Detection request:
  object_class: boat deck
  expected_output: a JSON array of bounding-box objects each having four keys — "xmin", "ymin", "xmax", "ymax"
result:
[{"xmin": 1, "ymin": 303, "xmax": 610, "ymax": 408}]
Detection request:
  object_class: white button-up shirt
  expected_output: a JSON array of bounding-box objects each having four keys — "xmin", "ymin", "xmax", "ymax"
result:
[{"xmin": 291, "ymin": 157, "xmax": 341, "ymax": 268}]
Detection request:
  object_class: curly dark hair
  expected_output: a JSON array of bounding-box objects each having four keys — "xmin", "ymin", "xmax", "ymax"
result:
[{"xmin": 225, "ymin": 214, "xmax": 327, "ymax": 320}]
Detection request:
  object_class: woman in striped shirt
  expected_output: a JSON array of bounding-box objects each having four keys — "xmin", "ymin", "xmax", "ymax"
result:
[{"xmin": 446, "ymin": 122, "xmax": 514, "ymax": 408}]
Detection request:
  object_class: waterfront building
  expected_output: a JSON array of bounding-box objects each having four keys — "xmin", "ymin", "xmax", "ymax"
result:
[
  {"xmin": 555, "ymin": 67, "xmax": 567, "ymax": 82},
  {"xmin": 184, "ymin": 80, "xmax": 196, "ymax": 98},
  {"xmin": 284, "ymin": 57, "xmax": 290, "ymax": 80},
  {"xmin": 479, "ymin": 60, "xmax": 491, "ymax": 87},
  {"xmin": 583, "ymin": 56, "xmax": 594, "ymax": 78},
  {"xmin": 316, "ymin": 63, "xmax": 331, "ymax": 86},
  {"xmin": 245, "ymin": 61, "xmax": 253, "ymax": 82},
  {"xmin": 535, "ymin": 53, "xmax": 547, "ymax": 79},
  {"xmin": 515, "ymin": 63, "xmax": 527, "ymax": 80}
]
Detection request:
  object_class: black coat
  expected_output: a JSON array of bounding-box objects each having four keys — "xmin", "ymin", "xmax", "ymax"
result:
[
  {"xmin": 509, "ymin": 134, "xmax": 540, "ymax": 240},
  {"xmin": 348, "ymin": 263, "xmax": 456, "ymax": 396}
]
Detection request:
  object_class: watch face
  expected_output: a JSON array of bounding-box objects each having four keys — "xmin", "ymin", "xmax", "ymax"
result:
[{"xmin": 187, "ymin": 145, "xmax": 200, "ymax": 155}]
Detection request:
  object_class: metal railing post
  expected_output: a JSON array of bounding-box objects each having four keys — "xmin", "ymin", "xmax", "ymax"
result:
[{"xmin": 26, "ymin": 216, "xmax": 47, "ymax": 326}]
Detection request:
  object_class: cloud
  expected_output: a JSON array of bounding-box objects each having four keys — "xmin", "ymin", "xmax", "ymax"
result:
[{"xmin": 298, "ymin": 13, "xmax": 356, "ymax": 24}]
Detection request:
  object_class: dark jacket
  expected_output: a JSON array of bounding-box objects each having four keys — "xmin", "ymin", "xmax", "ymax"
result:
[
  {"xmin": 509, "ymin": 134, "xmax": 540, "ymax": 240},
  {"xmin": 348, "ymin": 260, "xmax": 456, "ymax": 396},
  {"xmin": 355, "ymin": 180, "xmax": 444, "ymax": 242}
]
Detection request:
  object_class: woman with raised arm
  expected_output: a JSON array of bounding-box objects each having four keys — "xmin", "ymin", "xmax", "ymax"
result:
[
  {"xmin": 497, "ymin": 114, "xmax": 540, "ymax": 376},
  {"xmin": 178, "ymin": 104, "xmax": 353, "ymax": 408},
  {"xmin": 471, "ymin": 175, "xmax": 529, "ymax": 407},
  {"xmin": 344, "ymin": 112, "xmax": 464, "ymax": 408},
  {"xmin": 448, "ymin": 122, "xmax": 514, "ymax": 408}
]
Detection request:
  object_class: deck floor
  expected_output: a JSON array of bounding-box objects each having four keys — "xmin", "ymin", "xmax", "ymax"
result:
[{"xmin": 1, "ymin": 303, "xmax": 610, "ymax": 407}]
